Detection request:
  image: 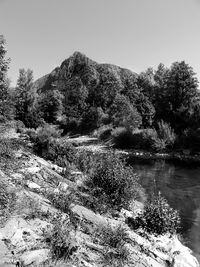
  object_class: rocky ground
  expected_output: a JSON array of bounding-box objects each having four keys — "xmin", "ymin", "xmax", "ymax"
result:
[{"xmin": 0, "ymin": 126, "xmax": 199, "ymax": 266}]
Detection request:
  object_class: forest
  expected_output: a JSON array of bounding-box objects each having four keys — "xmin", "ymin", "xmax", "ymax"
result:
[{"xmin": 1, "ymin": 35, "xmax": 200, "ymax": 153}]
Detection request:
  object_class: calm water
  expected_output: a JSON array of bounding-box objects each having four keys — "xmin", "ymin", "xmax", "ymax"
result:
[{"xmin": 130, "ymin": 159, "xmax": 200, "ymax": 261}]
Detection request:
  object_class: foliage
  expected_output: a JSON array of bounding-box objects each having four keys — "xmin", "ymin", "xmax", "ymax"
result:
[
  {"xmin": 111, "ymin": 127, "xmax": 136, "ymax": 149},
  {"xmin": 47, "ymin": 190, "xmax": 75, "ymax": 214},
  {"xmin": 43, "ymin": 214, "xmax": 78, "ymax": 261},
  {"xmin": 0, "ymin": 180, "xmax": 17, "ymax": 221},
  {"xmin": 156, "ymin": 120, "xmax": 176, "ymax": 148},
  {"xmin": 0, "ymin": 35, "xmax": 14, "ymax": 120},
  {"xmin": 45, "ymin": 139, "xmax": 76, "ymax": 164},
  {"xmin": 15, "ymin": 120, "xmax": 26, "ymax": 133},
  {"xmin": 178, "ymin": 128, "xmax": 200, "ymax": 153},
  {"xmin": 110, "ymin": 94, "xmax": 142, "ymax": 130},
  {"xmin": 75, "ymin": 149, "xmax": 96, "ymax": 174},
  {"xmin": 0, "ymin": 138, "xmax": 14, "ymax": 158},
  {"xmin": 31, "ymin": 123, "xmax": 62, "ymax": 154},
  {"xmin": 129, "ymin": 193, "xmax": 180, "ymax": 235},
  {"xmin": 29, "ymin": 124, "xmax": 76, "ymax": 164},
  {"xmin": 93, "ymin": 224, "xmax": 130, "ymax": 267},
  {"xmin": 37, "ymin": 89, "xmax": 64, "ymax": 123},
  {"xmin": 85, "ymin": 152, "xmax": 141, "ymax": 209},
  {"xmin": 93, "ymin": 125, "xmax": 112, "ymax": 141},
  {"xmin": 15, "ymin": 68, "xmax": 34, "ymax": 123}
]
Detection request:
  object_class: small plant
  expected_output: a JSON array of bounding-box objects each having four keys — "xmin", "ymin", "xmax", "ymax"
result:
[
  {"xmin": 111, "ymin": 127, "xmax": 135, "ymax": 149},
  {"xmin": 47, "ymin": 139, "xmax": 76, "ymax": 164},
  {"xmin": 157, "ymin": 120, "xmax": 176, "ymax": 147},
  {"xmin": 93, "ymin": 125, "xmax": 112, "ymax": 141},
  {"xmin": 129, "ymin": 193, "xmax": 180, "ymax": 235},
  {"xmin": 46, "ymin": 190, "xmax": 75, "ymax": 215},
  {"xmin": 0, "ymin": 138, "xmax": 14, "ymax": 158},
  {"xmin": 15, "ymin": 120, "xmax": 26, "ymax": 133},
  {"xmin": 75, "ymin": 150, "xmax": 96, "ymax": 174},
  {"xmin": 85, "ymin": 152, "xmax": 141, "ymax": 210},
  {"xmin": 43, "ymin": 214, "xmax": 78, "ymax": 261},
  {"xmin": 0, "ymin": 180, "xmax": 17, "ymax": 222},
  {"xmin": 93, "ymin": 224, "xmax": 130, "ymax": 267}
]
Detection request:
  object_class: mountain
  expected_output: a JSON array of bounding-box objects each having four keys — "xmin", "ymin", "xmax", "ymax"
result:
[
  {"xmin": 33, "ymin": 51, "xmax": 138, "ymax": 95},
  {"xmin": 30, "ymin": 52, "xmax": 155, "ymax": 132}
]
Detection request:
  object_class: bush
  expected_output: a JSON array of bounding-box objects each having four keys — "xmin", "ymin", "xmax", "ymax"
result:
[
  {"xmin": 129, "ymin": 193, "xmax": 180, "ymax": 235},
  {"xmin": 46, "ymin": 139, "xmax": 76, "ymax": 164},
  {"xmin": 178, "ymin": 128, "xmax": 200, "ymax": 153},
  {"xmin": 157, "ymin": 120, "xmax": 176, "ymax": 149},
  {"xmin": 0, "ymin": 180, "xmax": 17, "ymax": 221},
  {"xmin": 93, "ymin": 224, "xmax": 130, "ymax": 267},
  {"xmin": 44, "ymin": 214, "xmax": 78, "ymax": 261},
  {"xmin": 46, "ymin": 190, "xmax": 75, "ymax": 214},
  {"xmin": 15, "ymin": 120, "xmax": 26, "ymax": 133},
  {"xmin": 0, "ymin": 138, "xmax": 13, "ymax": 158},
  {"xmin": 75, "ymin": 150, "xmax": 96, "ymax": 174},
  {"xmin": 111, "ymin": 127, "xmax": 136, "ymax": 149},
  {"xmin": 93, "ymin": 125, "xmax": 113, "ymax": 141},
  {"xmin": 85, "ymin": 152, "xmax": 141, "ymax": 210}
]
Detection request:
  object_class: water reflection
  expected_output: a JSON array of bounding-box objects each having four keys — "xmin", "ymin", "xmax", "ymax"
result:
[{"xmin": 130, "ymin": 159, "xmax": 200, "ymax": 260}]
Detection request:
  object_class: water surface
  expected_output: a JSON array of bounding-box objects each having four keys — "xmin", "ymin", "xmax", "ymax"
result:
[{"xmin": 130, "ymin": 159, "xmax": 200, "ymax": 261}]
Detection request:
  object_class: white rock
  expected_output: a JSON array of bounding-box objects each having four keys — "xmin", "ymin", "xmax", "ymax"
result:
[
  {"xmin": 20, "ymin": 249, "xmax": 49, "ymax": 265},
  {"xmin": 26, "ymin": 181, "xmax": 41, "ymax": 190},
  {"xmin": 26, "ymin": 166, "xmax": 40, "ymax": 174}
]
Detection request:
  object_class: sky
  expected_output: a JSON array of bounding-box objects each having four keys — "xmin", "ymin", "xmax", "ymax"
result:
[{"xmin": 0, "ymin": 0, "xmax": 200, "ymax": 86}]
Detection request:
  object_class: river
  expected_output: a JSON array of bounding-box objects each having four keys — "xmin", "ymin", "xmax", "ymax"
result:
[{"xmin": 130, "ymin": 158, "xmax": 200, "ymax": 262}]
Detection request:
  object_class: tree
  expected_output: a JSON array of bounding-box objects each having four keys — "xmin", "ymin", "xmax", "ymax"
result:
[
  {"xmin": 110, "ymin": 94, "xmax": 142, "ymax": 130},
  {"xmin": 165, "ymin": 61, "xmax": 199, "ymax": 132},
  {"xmin": 15, "ymin": 68, "xmax": 34, "ymax": 122},
  {"xmin": 37, "ymin": 89, "xmax": 64, "ymax": 123},
  {"xmin": 0, "ymin": 35, "xmax": 13, "ymax": 120}
]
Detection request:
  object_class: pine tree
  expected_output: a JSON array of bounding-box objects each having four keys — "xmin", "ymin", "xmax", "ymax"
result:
[
  {"xmin": 15, "ymin": 68, "xmax": 34, "ymax": 122},
  {"xmin": 0, "ymin": 35, "xmax": 13, "ymax": 120}
]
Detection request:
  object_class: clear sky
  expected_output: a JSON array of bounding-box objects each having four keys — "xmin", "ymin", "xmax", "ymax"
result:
[{"xmin": 0, "ymin": 0, "xmax": 200, "ymax": 86}]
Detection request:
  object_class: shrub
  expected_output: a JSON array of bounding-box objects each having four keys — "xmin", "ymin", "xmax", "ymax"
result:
[
  {"xmin": 46, "ymin": 139, "xmax": 76, "ymax": 164},
  {"xmin": 93, "ymin": 125, "xmax": 113, "ymax": 141},
  {"xmin": 46, "ymin": 190, "xmax": 76, "ymax": 215},
  {"xmin": 15, "ymin": 120, "xmax": 26, "ymax": 133},
  {"xmin": 178, "ymin": 128, "xmax": 200, "ymax": 153},
  {"xmin": 111, "ymin": 127, "xmax": 135, "ymax": 149},
  {"xmin": 0, "ymin": 138, "xmax": 13, "ymax": 158},
  {"xmin": 75, "ymin": 150, "xmax": 96, "ymax": 174},
  {"xmin": 93, "ymin": 224, "xmax": 130, "ymax": 266},
  {"xmin": 85, "ymin": 152, "xmax": 141, "ymax": 210},
  {"xmin": 29, "ymin": 124, "xmax": 76, "ymax": 165},
  {"xmin": 32, "ymin": 124, "xmax": 62, "ymax": 155},
  {"xmin": 44, "ymin": 214, "xmax": 78, "ymax": 261},
  {"xmin": 0, "ymin": 180, "xmax": 17, "ymax": 222},
  {"xmin": 157, "ymin": 120, "xmax": 176, "ymax": 149},
  {"xmin": 129, "ymin": 193, "xmax": 180, "ymax": 235}
]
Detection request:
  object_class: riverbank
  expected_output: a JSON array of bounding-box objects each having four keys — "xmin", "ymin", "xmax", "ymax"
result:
[{"xmin": 65, "ymin": 135, "xmax": 200, "ymax": 165}]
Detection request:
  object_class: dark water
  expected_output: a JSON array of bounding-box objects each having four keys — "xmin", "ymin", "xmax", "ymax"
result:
[{"xmin": 130, "ymin": 159, "xmax": 200, "ymax": 261}]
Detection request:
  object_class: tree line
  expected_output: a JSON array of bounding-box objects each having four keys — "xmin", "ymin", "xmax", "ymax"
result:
[{"xmin": 1, "ymin": 36, "xmax": 200, "ymax": 152}]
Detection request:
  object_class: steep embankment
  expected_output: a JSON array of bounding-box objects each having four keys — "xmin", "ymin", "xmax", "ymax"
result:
[{"xmin": 0, "ymin": 124, "xmax": 199, "ymax": 266}]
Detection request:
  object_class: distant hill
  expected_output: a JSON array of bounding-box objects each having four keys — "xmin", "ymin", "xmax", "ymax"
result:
[
  {"xmin": 33, "ymin": 51, "xmax": 138, "ymax": 96},
  {"xmin": 30, "ymin": 51, "xmax": 151, "ymax": 132}
]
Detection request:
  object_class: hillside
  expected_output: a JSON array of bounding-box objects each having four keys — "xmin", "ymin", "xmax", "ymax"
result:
[
  {"xmin": 0, "ymin": 122, "xmax": 199, "ymax": 267},
  {"xmin": 29, "ymin": 51, "xmax": 153, "ymax": 133}
]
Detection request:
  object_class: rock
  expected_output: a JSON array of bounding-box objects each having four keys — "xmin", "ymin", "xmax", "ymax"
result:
[
  {"xmin": 26, "ymin": 181, "xmax": 41, "ymax": 190},
  {"xmin": 71, "ymin": 204, "xmax": 118, "ymax": 227},
  {"xmin": 58, "ymin": 181, "xmax": 69, "ymax": 191},
  {"xmin": 26, "ymin": 166, "xmax": 41, "ymax": 174},
  {"xmin": 172, "ymin": 253, "xmax": 199, "ymax": 267},
  {"xmin": 20, "ymin": 249, "xmax": 49, "ymax": 266}
]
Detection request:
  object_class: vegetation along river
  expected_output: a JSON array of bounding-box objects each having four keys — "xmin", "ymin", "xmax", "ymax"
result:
[{"xmin": 129, "ymin": 158, "xmax": 200, "ymax": 261}]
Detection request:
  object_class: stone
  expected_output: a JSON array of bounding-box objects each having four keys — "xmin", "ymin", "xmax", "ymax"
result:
[
  {"xmin": 26, "ymin": 181, "xmax": 41, "ymax": 190},
  {"xmin": 20, "ymin": 249, "xmax": 49, "ymax": 266}
]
